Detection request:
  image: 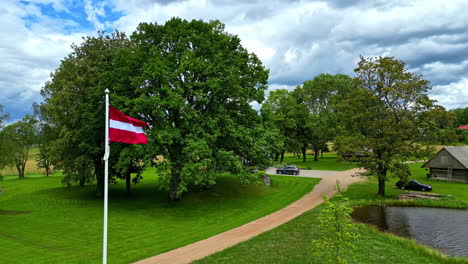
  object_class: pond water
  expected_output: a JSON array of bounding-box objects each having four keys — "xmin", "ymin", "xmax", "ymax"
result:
[{"xmin": 351, "ymin": 206, "xmax": 468, "ymax": 257}]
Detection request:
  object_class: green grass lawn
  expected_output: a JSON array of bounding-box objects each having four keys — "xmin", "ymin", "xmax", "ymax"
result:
[
  {"xmin": 274, "ymin": 152, "xmax": 358, "ymax": 171},
  {"xmin": 343, "ymin": 163, "xmax": 468, "ymax": 208},
  {"xmin": 195, "ymin": 162, "xmax": 468, "ymax": 264},
  {"xmin": 0, "ymin": 169, "xmax": 319, "ymax": 264}
]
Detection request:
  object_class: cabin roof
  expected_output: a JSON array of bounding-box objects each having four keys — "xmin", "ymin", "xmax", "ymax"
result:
[{"xmin": 422, "ymin": 146, "xmax": 468, "ymax": 169}]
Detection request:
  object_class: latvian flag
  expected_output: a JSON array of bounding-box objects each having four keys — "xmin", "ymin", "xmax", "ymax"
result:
[{"xmin": 109, "ymin": 106, "xmax": 148, "ymax": 144}]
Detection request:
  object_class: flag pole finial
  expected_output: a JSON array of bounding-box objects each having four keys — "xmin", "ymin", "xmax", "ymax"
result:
[{"xmin": 105, "ymin": 88, "xmax": 109, "ymax": 94}]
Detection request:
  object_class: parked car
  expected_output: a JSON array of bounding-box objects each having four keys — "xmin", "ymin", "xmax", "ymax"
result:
[
  {"xmin": 396, "ymin": 180, "xmax": 432, "ymax": 191},
  {"xmin": 276, "ymin": 165, "xmax": 300, "ymax": 175}
]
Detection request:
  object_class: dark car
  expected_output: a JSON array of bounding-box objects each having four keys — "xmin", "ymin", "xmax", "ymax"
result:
[
  {"xmin": 396, "ymin": 180, "xmax": 432, "ymax": 191},
  {"xmin": 276, "ymin": 165, "xmax": 300, "ymax": 175}
]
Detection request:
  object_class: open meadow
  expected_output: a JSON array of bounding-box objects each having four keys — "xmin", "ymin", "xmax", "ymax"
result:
[{"xmin": 0, "ymin": 168, "xmax": 319, "ymax": 264}]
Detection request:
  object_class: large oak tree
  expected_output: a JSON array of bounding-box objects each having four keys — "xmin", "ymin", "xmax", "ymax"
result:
[
  {"xmin": 116, "ymin": 18, "xmax": 269, "ymax": 200},
  {"xmin": 40, "ymin": 32, "xmax": 134, "ymax": 196}
]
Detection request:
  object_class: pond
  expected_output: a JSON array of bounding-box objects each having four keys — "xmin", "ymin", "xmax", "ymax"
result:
[{"xmin": 351, "ymin": 206, "xmax": 468, "ymax": 257}]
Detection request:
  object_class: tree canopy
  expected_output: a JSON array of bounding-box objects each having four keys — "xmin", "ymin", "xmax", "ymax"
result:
[
  {"xmin": 40, "ymin": 18, "xmax": 269, "ymax": 200},
  {"xmin": 40, "ymin": 31, "xmax": 136, "ymax": 196},
  {"xmin": 112, "ymin": 18, "xmax": 270, "ymax": 200},
  {"xmin": 295, "ymin": 74, "xmax": 355, "ymax": 161}
]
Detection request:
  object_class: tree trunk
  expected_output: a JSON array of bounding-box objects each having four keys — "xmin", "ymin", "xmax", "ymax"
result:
[
  {"xmin": 126, "ymin": 172, "xmax": 131, "ymax": 195},
  {"xmin": 378, "ymin": 177, "xmax": 385, "ymax": 197},
  {"xmin": 169, "ymin": 173, "xmax": 181, "ymax": 201},
  {"xmin": 377, "ymin": 160, "xmax": 387, "ymax": 197},
  {"xmin": 302, "ymin": 146, "xmax": 307, "ymax": 162},
  {"xmin": 280, "ymin": 151, "xmax": 285, "ymax": 163},
  {"xmin": 274, "ymin": 152, "xmax": 279, "ymax": 161},
  {"xmin": 16, "ymin": 162, "xmax": 25, "ymax": 179},
  {"xmin": 314, "ymin": 147, "xmax": 319, "ymax": 161},
  {"xmin": 94, "ymin": 159, "xmax": 104, "ymax": 198}
]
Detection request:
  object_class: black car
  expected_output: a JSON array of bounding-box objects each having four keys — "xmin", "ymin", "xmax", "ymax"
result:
[
  {"xmin": 396, "ymin": 180, "xmax": 432, "ymax": 191},
  {"xmin": 276, "ymin": 165, "xmax": 300, "ymax": 175}
]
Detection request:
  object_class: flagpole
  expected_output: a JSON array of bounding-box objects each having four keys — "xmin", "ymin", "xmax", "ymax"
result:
[{"xmin": 103, "ymin": 88, "xmax": 110, "ymax": 264}]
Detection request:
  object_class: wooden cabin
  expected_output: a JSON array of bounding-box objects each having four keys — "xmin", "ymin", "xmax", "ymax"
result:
[{"xmin": 422, "ymin": 146, "xmax": 468, "ymax": 182}]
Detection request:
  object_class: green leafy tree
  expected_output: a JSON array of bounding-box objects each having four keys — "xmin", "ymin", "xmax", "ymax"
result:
[
  {"xmin": 35, "ymin": 123, "xmax": 58, "ymax": 177},
  {"xmin": 336, "ymin": 56, "xmax": 456, "ymax": 196},
  {"xmin": 0, "ymin": 105, "xmax": 10, "ymax": 180},
  {"xmin": 311, "ymin": 182, "xmax": 359, "ymax": 264},
  {"xmin": 1, "ymin": 115, "xmax": 38, "ymax": 179},
  {"xmin": 40, "ymin": 31, "xmax": 132, "ymax": 196},
  {"xmin": 261, "ymin": 89, "xmax": 299, "ymax": 163},
  {"xmin": 110, "ymin": 144, "xmax": 149, "ymax": 195},
  {"xmin": 295, "ymin": 74, "xmax": 355, "ymax": 161},
  {"xmin": 118, "ymin": 18, "xmax": 269, "ymax": 200},
  {"xmin": 451, "ymin": 107, "xmax": 468, "ymax": 127}
]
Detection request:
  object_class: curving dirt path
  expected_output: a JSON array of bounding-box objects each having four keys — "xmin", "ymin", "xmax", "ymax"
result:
[{"xmin": 133, "ymin": 168, "xmax": 365, "ymax": 264}]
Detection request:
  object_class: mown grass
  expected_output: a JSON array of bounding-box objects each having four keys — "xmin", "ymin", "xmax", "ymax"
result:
[
  {"xmin": 346, "ymin": 163, "xmax": 468, "ymax": 209},
  {"xmin": 274, "ymin": 152, "xmax": 358, "ymax": 171},
  {"xmin": 195, "ymin": 201, "xmax": 468, "ymax": 264},
  {"xmin": 0, "ymin": 168, "xmax": 319, "ymax": 264},
  {"xmin": 195, "ymin": 161, "xmax": 468, "ymax": 264}
]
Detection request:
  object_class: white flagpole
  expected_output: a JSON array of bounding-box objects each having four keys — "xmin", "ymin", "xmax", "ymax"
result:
[{"xmin": 103, "ymin": 88, "xmax": 110, "ymax": 264}]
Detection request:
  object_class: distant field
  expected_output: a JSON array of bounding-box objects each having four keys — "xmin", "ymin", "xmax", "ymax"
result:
[{"xmin": 0, "ymin": 147, "xmax": 52, "ymax": 177}]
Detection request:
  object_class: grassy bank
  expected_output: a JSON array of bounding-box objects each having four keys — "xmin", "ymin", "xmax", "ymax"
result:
[
  {"xmin": 0, "ymin": 170, "xmax": 319, "ymax": 264},
  {"xmin": 194, "ymin": 202, "xmax": 467, "ymax": 264},
  {"xmin": 195, "ymin": 162, "xmax": 468, "ymax": 264},
  {"xmin": 274, "ymin": 152, "xmax": 358, "ymax": 171},
  {"xmin": 346, "ymin": 163, "xmax": 468, "ymax": 209}
]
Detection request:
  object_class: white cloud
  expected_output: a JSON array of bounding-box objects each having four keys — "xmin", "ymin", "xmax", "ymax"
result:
[
  {"xmin": 0, "ymin": 0, "xmax": 93, "ymax": 119},
  {"xmin": 430, "ymin": 78, "xmax": 468, "ymax": 109},
  {"xmin": 2, "ymin": 0, "xmax": 468, "ymax": 121}
]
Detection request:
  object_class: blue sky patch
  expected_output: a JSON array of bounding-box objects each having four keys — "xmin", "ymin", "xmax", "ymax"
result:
[{"xmin": 20, "ymin": 0, "xmax": 124, "ymax": 33}]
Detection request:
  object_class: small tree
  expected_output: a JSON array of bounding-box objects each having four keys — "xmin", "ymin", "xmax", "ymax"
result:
[
  {"xmin": 1, "ymin": 115, "xmax": 38, "ymax": 179},
  {"xmin": 311, "ymin": 182, "xmax": 359, "ymax": 264},
  {"xmin": 0, "ymin": 105, "xmax": 11, "ymax": 177}
]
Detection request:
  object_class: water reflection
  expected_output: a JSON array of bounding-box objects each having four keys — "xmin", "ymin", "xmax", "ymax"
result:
[{"xmin": 352, "ymin": 206, "xmax": 468, "ymax": 257}]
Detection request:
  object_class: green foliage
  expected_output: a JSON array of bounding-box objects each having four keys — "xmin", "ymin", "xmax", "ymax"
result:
[
  {"xmin": 111, "ymin": 18, "xmax": 270, "ymax": 200},
  {"xmin": 295, "ymin": 74, "xmax": 356, "ymax": 161},
  {"xmin": 335, "ymin": 56, "xmax": 457, "ymax": 196},
  {"xmin": 311, "ymin": 182, "xmax": 360, "ymax": 264},
  {"xmin": 0, "ymin": 105, "xmax": 10, "ymax": 173},
  {"xmin": 0, "ymin": 115, "xmax": 38, "ymax": 178},
  {"xmin": 39, "ymin": 31, "xmax": 138, "ymax": 196},
  {"xmin": 261, "ymin": 89, "xmax": 311, "ymax": 162},
  {"xmin": 451, "ymin": 107, "xmax": 468, "ymax": 127}
]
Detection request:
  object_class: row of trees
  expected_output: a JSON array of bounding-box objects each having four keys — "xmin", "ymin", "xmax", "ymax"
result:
[
  {"xmin": 262, "ymin": 57, "xmax": 456, "ymax": 196},
  {"xmin": 0, "ymin": 109, "xmax": 54, "ymax": 179},
  {"xmin": 1, "ymin": 18, "xmax": 459, "ymax": 199},
  {"xmin": 261, "ymin": 74, "xmax": 355, "ymax": 163}
]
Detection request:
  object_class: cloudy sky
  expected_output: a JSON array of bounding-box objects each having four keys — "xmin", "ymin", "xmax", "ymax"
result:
[{"xmin": 2, "ymin": 0, "xmax": 468, "ymax": 122}]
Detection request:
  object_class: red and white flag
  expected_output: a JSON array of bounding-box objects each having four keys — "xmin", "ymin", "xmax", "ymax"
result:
[{"xmin": 109, "ymin": 106, "xmax": 148, "ymax": 144}]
